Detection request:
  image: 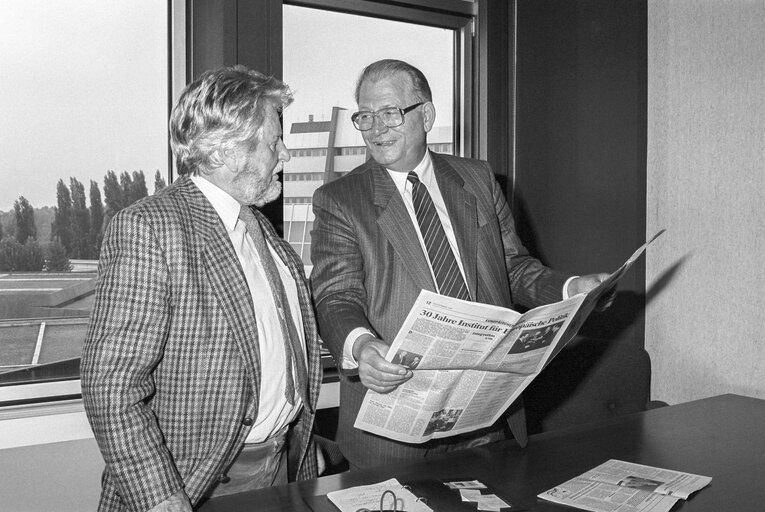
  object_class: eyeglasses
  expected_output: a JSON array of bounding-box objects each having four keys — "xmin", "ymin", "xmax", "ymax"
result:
[
  {"xmin": 356, "ymin": 489, "xmax": 406, "ymax": 512},
  {"xmin": 351, "ymin": 102, "xmax": 424, "ymax": 131}
]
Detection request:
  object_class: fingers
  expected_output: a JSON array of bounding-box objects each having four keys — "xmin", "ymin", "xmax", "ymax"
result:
[
  {"xmin": 356, "ymin": 339, "xmax": 413, "ymax": 394},
  {"xmin": 595, "ymin": 286, "xmax": 617, "ymax": 311},
  {"xmin": 572, "ymin": 273, "xmax": 617, "ymax": 311}
]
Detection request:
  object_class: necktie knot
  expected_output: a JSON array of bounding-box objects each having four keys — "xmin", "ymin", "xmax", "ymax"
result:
[
  {"xmin": 407, "ymin": 171, "xmax": 420, "ymax": 186},
  {"xmin": 239, "ymin": 205, "xmax": 259, "ymax": 229}
]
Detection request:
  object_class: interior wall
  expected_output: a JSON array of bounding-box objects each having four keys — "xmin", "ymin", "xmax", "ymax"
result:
[
  {"xmin": 514, "ymin": 0, "xmax": 647, "ymax": 347},
  {"xmin": 647, "ymin": 0, "xmax": 765, "ymax": 404}
]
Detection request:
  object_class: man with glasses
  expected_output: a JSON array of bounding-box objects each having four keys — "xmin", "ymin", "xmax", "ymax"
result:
[{"xmin": 310, "ymin": 59, "xmax": 614, "ymax": 469}]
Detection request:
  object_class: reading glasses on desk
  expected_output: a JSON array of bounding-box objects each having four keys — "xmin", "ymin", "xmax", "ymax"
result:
[{"xmin": 355, "ymin": 488, "xmax": 425, "ymax": 512}]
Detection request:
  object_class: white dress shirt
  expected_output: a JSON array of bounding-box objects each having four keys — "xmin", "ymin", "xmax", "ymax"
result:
[{"xmin": 191, "ymin": 176, "xmax": 304, "ymax": 443}]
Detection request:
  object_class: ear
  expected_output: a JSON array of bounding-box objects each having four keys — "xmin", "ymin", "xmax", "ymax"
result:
[
  {"xmin": 422, "ymin": 101, "xmax": 436, "ymax": 133},
  {"xmin": 217, "ymin": 146, "xmax": 238, "ymax": 172}
]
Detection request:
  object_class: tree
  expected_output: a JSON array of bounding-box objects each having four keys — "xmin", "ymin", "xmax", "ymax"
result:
[
  {"xmin": 70, "ymin": 177, "xmax": 90, "ymax": 259},
  {"xmin": 131, "ymin": 170, "xmax": 149, "ymax": 204},
  {"xmin": 52, "ymin": 180, "xmax": 73, "ymax": 254},
  {"xmin": 154, "ymin": 170, "xmax": 167, "ymax": 194},
  {"xmin": 45, "ymin": 240, "xmax": 71, "ymax": 271},
  {"xmin": 103, "ymin": 170, "xmax": 124, "ymax": 229},
  {"xmin": 89, "ymin": 180, "xmax": 104, "ymax": 257},
  {"xmin": 119, "ymin": 171, "xmax": 134, "ymax": 205},
  {"xmin": 0, "ymin": 237, "xmax": 43, "ymax": 271},
  {"xmin": 0, "ymin": 238, "xmax": 23, "ymax": 270},
  {"xmin": 0, "ymin": 219, "xmax": 4, "ymax": 241},
  {"xmin": 14, "ymin": 196, "xmax": 37, "ymax": 244},
  {"xmin": 21, "ymin": 239, "xmax": 45, "ymax": 271}
]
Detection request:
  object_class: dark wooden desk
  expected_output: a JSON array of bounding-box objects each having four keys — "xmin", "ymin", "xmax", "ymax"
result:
[{"xmin": 199, "ymin": 394, "xmax": 765, "ymax": 511}]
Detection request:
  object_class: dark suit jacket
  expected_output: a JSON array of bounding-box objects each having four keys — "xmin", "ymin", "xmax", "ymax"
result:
[
  {"xmin": 81, "ymin": 176, "xmax": 322, "ymax": 511},
  {"xmin": 311, "ymin": 152, "xmax": 569, "ymax": 467}
]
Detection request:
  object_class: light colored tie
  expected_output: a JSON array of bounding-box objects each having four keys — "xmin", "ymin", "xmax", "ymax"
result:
[
  {"xmin": 407, "ymin": 171, "xmax": 471, "ymax": 300},
  {"xmin": 238, "ymin": 205, "xmax": 308, "ymax": 406}
]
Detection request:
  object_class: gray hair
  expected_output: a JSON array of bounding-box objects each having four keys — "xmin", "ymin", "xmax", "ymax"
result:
[
  {"xmin": 169, "ymin": 65, "xmax": 293, "ymax": 176},
  {"xmin": 354, "ymin": 59, "xmax": 432, "ymax": 104}
]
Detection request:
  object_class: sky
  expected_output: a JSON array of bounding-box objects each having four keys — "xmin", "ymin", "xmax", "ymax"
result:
[
  {"xmin": 282, "ymin": 5, "xmax": 453, "ymax": 128},
  {"xmin": 0, "ymin": 1, "xmax": 168, "ymax": 212},
  {"xmin": 0, "ymin": 2, "xmax": 453, "ymax": 212}
]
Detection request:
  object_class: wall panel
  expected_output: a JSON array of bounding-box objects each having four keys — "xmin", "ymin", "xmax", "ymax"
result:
[{"xmin": 647, "ymin": 0, "xmax": 765, "ymax": 403}]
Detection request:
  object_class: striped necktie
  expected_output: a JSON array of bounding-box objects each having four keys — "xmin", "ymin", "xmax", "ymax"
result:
[
  {"xmin": 238, "ymin": 205, "xmax": 308, "ymax": 407},
  {"xmin": 407, "ymin": 171, "xmax": 471, "ymax": 300}
]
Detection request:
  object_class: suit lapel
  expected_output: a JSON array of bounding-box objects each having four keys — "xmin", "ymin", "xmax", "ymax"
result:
[
  {"xmin": 372, "ymin": 163, "xmax": 436, "ymax": 293},
  {"xmin": 178, "ymin": 177, "xmax": 262, "ymax": 400},
  {"xmin": 431, "ymin": 152, "xmax": 479, "ymax": 299}
]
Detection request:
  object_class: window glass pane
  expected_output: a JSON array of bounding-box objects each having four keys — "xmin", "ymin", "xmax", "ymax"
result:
[
  {"xmin": 282, "ymin": 5, "xmax": 455, "ymax": 274},
  {"xmin": 289, "ymin": 221, "xmax": 306, "ymax": 243},
  {"xmin": 0, "ymin": 1, "xmax": 168, "ymax": 386}
]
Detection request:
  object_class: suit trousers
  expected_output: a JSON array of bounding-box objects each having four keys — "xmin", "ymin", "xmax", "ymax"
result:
[{"xmin": 206, "ymin": 426, "xmax": 288, "ymax": 499}]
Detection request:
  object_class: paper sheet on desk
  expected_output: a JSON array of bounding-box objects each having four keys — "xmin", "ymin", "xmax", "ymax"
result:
[{"xmin": 326, "ymin": 478, "xmax": 433, "ymax": 512}]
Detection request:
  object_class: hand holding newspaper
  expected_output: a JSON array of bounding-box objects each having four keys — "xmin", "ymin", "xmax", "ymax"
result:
[
  {"xmin": 353, "ymin": 231, "xmax": 664, "ymax": 443},
  {"xmin": 538, "ymin": 459, "xmax": 712, "ymax": 512}
]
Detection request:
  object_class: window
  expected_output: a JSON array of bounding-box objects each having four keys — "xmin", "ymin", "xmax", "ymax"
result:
[
  {"xmin": 0, "ymin": 1, "xmax": 174, "ymax": 399},
  {"xmin": 282, "ymin": 3, "xmax": 463, "ymax": 273}
]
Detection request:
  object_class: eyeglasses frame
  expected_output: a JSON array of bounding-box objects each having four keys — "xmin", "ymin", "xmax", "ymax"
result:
[{"xmin": 350, "ymin": 102, "xmax": 425, "ymax": 131}]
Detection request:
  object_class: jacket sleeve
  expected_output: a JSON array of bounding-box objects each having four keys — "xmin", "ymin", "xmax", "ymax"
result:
[
  {"xmin": 309, "ymin": 185, "xmax": 375, "ymax": 375},
  {"xmin": 489, "ymin": 166, "xmax": 570, "ymax": 308},
  {"xmin": 81, "ymin": 208, "xmax": 184, "ymax": 511}
]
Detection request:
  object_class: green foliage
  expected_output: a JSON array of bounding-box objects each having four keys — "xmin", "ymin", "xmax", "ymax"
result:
[
  {"xmin": 21, "ymin": 239, "xmax": 45, "ymax": 271},
  {"xmin": 131, "ymin": 170, "xmax": 149, "ymax": 203},
  {"xmin": 89, "ymin": 180, "xmax": 104, "ymax": 256},
  {"xmin": 14, "ymin": 196, "xmax": 37, "ymax": 243},
  {"xmin": 52, "ymin": 179, "xmax": 73, "ymax": 254},
  {"xmin": 0, "ymin": 238, "xmax": 45, "ymax": 271},
  {"xmin": 119, "ymin": 171, "xmax": 134, "ymax": 205},
  {"xmin": 0, "ymin": 238, "xmax": 23, "ymax": 271},
  {"xmin": 45, "ymin": 240, "xmax": 72, "ymax": 271},
  {"xmin": 103, "ymin": 169, "xmax": 150, "ymax": 234},
  {"xmin": 103, "ymin": 170, "xmax": 124, "ymax": 228},
  {"xmin": 70, "ymin": 177, "xmax": 91, "ymax": 259},
  {"xmin": 154, "ymin": 169, "xmax": 167, "ymax": 194}
]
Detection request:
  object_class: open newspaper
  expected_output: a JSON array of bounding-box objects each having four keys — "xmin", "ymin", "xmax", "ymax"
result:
[
  {"xmin": 538, "ymin": 459, "xmax": 712, "ymax": 512},
  {"xmin": 354, "ymin": 230, "xmax": 664, "ymax": 443}
]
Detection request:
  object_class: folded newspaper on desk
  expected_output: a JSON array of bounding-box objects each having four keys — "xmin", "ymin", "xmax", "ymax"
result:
[
  {"xmin": 354, "ymin": 230, "xmax": 665, "ymax": 443},
  {"xmin": 538, "ymin": 459, "xmax": 712, "ymax": 512}
]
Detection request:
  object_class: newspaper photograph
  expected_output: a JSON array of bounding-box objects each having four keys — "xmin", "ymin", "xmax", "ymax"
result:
[
  {"xmin": 538, "ymin": 459, "xmax": 712, "ymax": 512},
  {"xmin": 354, "ymin": 231, "xmax": 664, "ymax": 444}
]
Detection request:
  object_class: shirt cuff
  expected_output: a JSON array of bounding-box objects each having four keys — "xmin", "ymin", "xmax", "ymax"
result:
[
  {"xmin": 563, "ymin": 276, "xmax": 579, "ymax": 299},
  {"xmin": 342, "ymin": 327, "xmax": 375, "ymax": 370}
]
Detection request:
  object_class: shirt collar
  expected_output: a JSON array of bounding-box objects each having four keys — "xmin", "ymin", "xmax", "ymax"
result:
[
  {"xmin": 190, "ymin": 175, "xmax": 241, "ymax": 232},
  {"xmin": 386, "ymin": 150, "xmax": 433, "ymax": 195}
]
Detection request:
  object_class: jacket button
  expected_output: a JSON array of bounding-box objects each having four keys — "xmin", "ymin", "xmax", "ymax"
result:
[
  {"xmin": 218, "ymin": 474, "xmax": 230, "ymax": 483},
  {"xmin": 242, "ymin": 416, "xmax": 253, "ymax": 426}
]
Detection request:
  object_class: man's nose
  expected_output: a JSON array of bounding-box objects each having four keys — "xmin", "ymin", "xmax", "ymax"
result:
[
  {"xmin": 370, "ymin": 114, "xmax": 389, "ymax": 134},
  {"xmin": 278, "ymin": 140, "xmax": 290, "ymax": 162}
]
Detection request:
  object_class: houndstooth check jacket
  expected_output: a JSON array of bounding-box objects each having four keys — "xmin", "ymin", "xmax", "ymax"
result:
[
  {"xmin": 310, "ymin": 151, "xmax": 570, "ymax": 468},
  {"xmin": 81, "ymin": 175, "xmax": 321, "ymax": 512}
]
